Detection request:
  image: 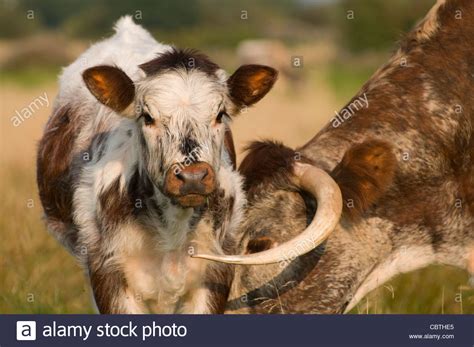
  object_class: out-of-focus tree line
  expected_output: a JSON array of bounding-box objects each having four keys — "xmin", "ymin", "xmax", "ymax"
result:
[{"xmin": 0, "ymin": 0, "xmax": 434, "ymax": 52}]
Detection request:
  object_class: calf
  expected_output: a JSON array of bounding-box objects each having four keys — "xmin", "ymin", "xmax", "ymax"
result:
[{"xmin": 36, "ymin": 16, "xmax": 284, "ymax": 313}]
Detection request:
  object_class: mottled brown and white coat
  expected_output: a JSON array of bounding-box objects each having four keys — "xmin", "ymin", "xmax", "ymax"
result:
[
  {"xmin": 226, "ymin": 0, "xmax": 474, "ymax": 313},
  {"xmin": 37, "ymin": 17, "xmax": 278, "ymax": 313}
]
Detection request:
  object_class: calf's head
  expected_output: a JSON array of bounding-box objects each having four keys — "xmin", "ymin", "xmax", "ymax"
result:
[{"xmin": 83, "ymin": 48, "xmax": 277, "ymax": 208}]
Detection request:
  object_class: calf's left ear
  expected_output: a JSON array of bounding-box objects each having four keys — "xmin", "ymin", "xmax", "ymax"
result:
[
  {"xmin": 83, "ymin": 65, "xmax": 135, "ymax": 116},
  {"xmin": 228, "ymin": 65, "xmax": 278, "ymax": 108}
]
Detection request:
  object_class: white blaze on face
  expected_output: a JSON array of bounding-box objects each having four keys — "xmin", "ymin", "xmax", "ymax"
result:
[{"xmin": 140, "ymin": 69, "xmax": 225, "ymax": 123}]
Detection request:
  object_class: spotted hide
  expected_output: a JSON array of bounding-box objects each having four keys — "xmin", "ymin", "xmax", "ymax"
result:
[{"xmin": 227, "ymin": 0, "xmax": 474, "ymax": 314}]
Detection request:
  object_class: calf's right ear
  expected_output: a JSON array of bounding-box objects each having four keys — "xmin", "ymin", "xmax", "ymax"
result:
[
  {"xmin": 83, "ymin": 65, "xmax": 135, "ymax": 116},
  {"xmin": 228, "ymin": 64, "xmax": 278, "ymax": 109}
]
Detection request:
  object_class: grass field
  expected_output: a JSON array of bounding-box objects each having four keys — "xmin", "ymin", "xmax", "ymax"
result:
[{"xmin": 1, "ymin": 63, "xmax": 473, "ymax": 314}]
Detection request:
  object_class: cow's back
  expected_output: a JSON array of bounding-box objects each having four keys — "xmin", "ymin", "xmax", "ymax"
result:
[
  {"xmin": 303, "ymin": 0, "xmax": 473, "ymax": 168},
  {"xmin": 300, "ymin": 0, "xmax": 473, "ymax": 246}
]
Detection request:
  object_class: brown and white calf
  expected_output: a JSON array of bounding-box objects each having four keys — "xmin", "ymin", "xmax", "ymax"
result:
[
  {"xmin": 204, "ymin": 0, "xmax": 473, "ymax": 313},
  {"xmin": 36, "ymin": 17, "xmax": 287, "ymax": 313}
]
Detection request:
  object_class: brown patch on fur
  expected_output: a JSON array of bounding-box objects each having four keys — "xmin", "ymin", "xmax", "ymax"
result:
[
  {"xmin": 99, "ymin": 178, "xmax": 134, "ymax": 228},
  {"xmin": 98, "ymin": 167, "xmax": 157, "ymax": 228},
  {"xmin": 228, "ymin": 65, "xmax": 278, "ymax": 107},
  {"xmin": 37, "ymin": 106, "xmax": 77, "ymax": 225},
  {"xmin": 246, "ymin": 236, "xmax": 275, "ymax": 254},
  {"xmin": 224, "ymin": 127, "xmax": 236, "ymax": 169},
  {"xmin": 89, "ymin": 255, "xmax": 128, "ymax": 313},
  {"xmin": 239, "ymin": 141, "xmax": 304, "ymax": 197},
  {"xmin": 140, "ymin": 48, "xmax": 219, "ymax": 77},
  {"xmin": 331, "ymin": 140, "xmax": 397, "ymax": 221},
  {"xmin": 83, "ymin": 65, "xmax": 135, "ymax": 112},
  {"xmin": 205, "ymin": 263, "xmax": 234, "ymax": 314}
]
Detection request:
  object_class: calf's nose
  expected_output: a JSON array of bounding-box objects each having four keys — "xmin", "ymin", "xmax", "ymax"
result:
[
  {"xmin": 164, "ymin": 162, "xmax": 216, "ymax": 203},
  {"xmin": 176, "ymin": 167, "xmax": 208, "ymax": 188}
]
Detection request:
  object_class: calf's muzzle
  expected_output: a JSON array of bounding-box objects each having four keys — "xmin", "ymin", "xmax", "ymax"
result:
[{"xmin": 164, "ymin": 162, "xmax": 216, "ymax": 207}]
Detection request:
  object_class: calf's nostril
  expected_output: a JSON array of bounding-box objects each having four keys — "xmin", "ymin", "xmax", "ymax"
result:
[
  {"xmin": 175, "ymin": 171, "xmax": 186, "ymax": 182},
  {"xmin": 201, "ymin": 168, "xmax": 208, "ymax": 180},
  {"xmin": 196, "ymin": 168, "xmax": 208, "ymax": 181}
]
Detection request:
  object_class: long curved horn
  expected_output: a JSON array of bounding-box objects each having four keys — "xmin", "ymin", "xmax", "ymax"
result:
[{"xmin": 191, "ymin": 162, "xmax": 343, "ymax": 265}]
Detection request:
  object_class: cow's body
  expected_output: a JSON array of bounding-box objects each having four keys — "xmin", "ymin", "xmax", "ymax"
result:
[
  {"xmin": 37, "ymin": 17, "xmax": 279, "ymax": 313},
  {"xmin": 227, "ymin": 0, "xmax": 474, "ymax": 313}
]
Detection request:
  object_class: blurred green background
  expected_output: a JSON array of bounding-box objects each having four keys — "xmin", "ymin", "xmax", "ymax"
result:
[{"xmin": 0, "ymin": 0, "xmax": 472, "ymax": 314}]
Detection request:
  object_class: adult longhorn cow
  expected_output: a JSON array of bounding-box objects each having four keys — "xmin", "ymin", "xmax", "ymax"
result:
[
  {"xmin": 36, "ymin": 17, "xmax": 341, "ymax": 313},
  {"xmin": 196, "ymin": 0, "xmax": 474, "ymax": 313}
]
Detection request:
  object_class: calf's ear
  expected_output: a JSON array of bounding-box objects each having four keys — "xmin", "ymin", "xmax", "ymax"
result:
[
  {"xmin": 228, "ymin": 65, "xmax": 278, "ymax": 108},
  {"xmin": 83, "ymin": 65, "xmax": 135, "ymax": 116}
]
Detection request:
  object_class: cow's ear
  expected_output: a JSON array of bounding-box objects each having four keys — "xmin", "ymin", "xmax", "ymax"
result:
[
  {"xmin": 228, "ymin": 65, "xmax": 277, "ymax": 108},
  {"xmin": 83, "ymin": 65, "xmax": 135, "ymax": 115}
]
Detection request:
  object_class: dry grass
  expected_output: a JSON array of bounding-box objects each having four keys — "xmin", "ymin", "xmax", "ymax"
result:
[{"xmin": 0, "ymin": 68, "xmax": 472, "ymax": 314}]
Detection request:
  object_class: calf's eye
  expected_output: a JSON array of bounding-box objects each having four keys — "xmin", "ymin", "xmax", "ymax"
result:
[
  {"xmin": 141, "ymin": 112, "xmax": 154, "ymax": 126},
  {"xmin": 216, "ymin": 111, "xmax": 227, "ymax": 124}
]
